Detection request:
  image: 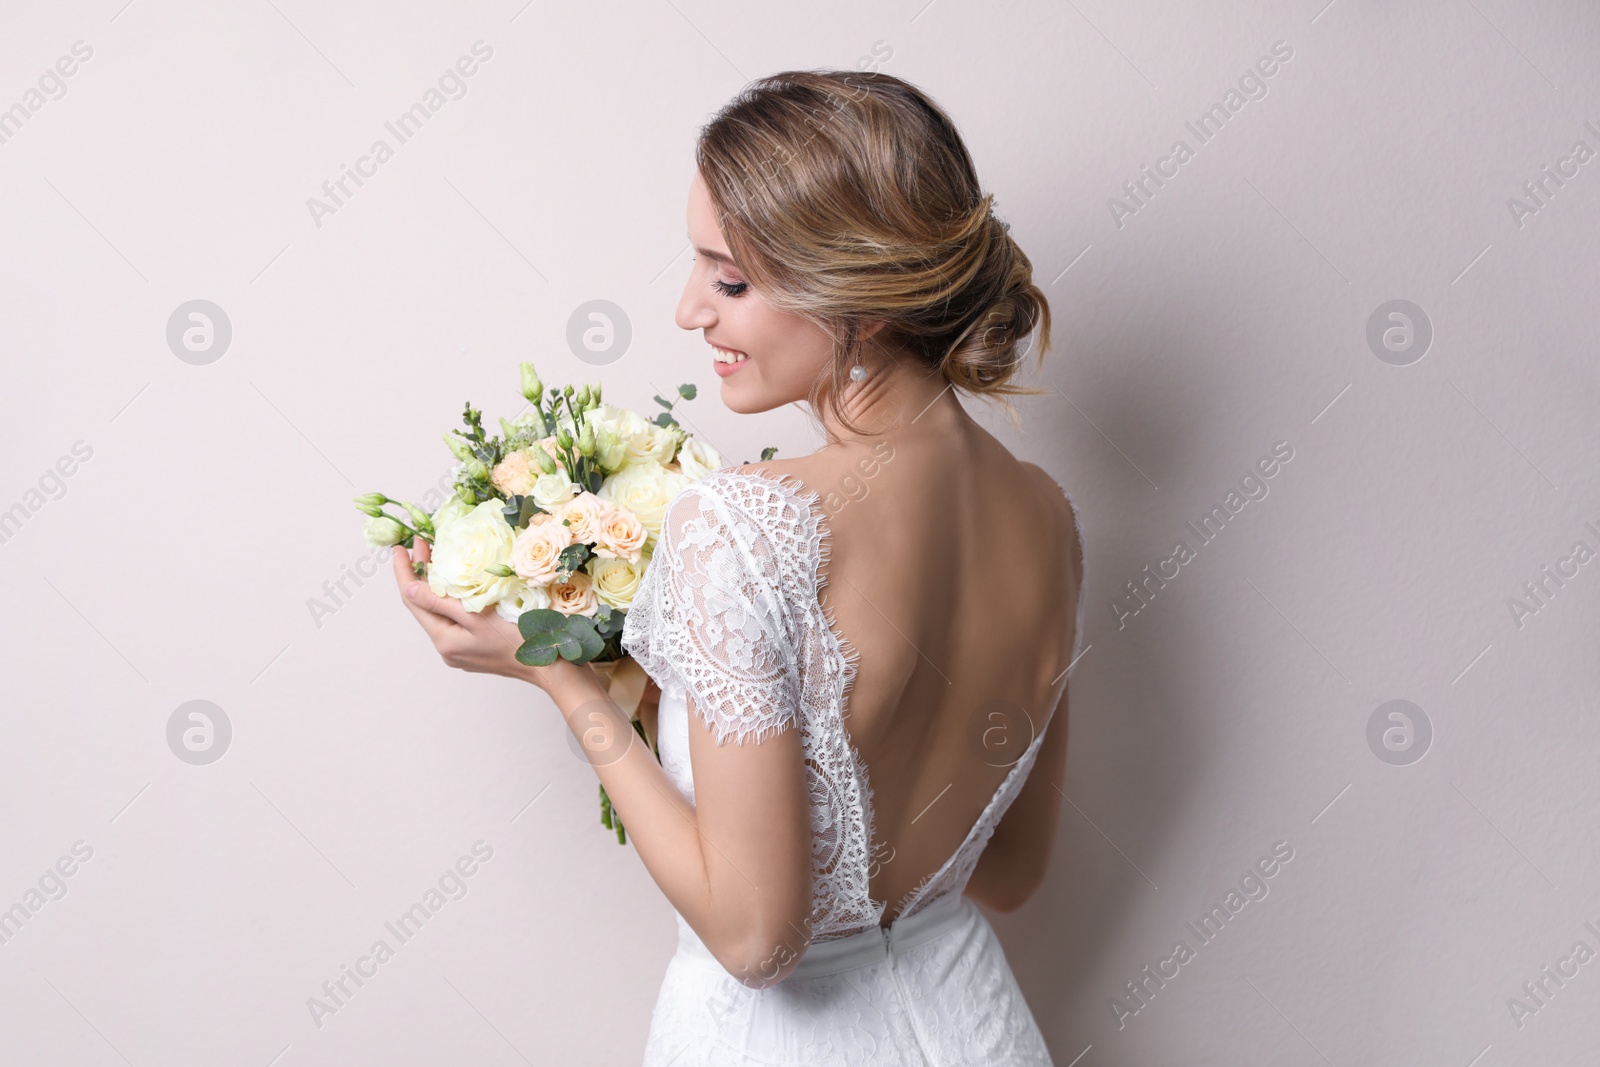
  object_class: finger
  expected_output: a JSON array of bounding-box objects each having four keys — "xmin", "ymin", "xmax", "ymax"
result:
[
  {"xmin": 408, "ymin": 579, "xmax": 475, "ymax": 628},
  {"xmin": 392, "ymin": 544, "xmax": 433, "ymax": 604},
  {"xmin": 414, "ymin": 537, "xmax": 433, "ymax": 564},
  {"xmin": 391, "ymin": 542, "xmax": 414, "ymax": 588}
]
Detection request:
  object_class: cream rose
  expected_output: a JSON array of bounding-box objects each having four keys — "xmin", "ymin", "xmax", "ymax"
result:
[
  {"xmin": 549, "ymin": 571, "xmax": 599, "ymax": 617},
  {"xmin": 426, "ymin": 499, "xmax": 519, "ymax": 613},
  {"xmin": 675, "ymin": 435, "xmax": 726, "ymax": 481},
  {"xmin": 587, "ymin": 553, "xmax": 648, "ymax": 610},
  {"xmin": 494, "ymin": 578, "xmax": 554, "ymax": 623},
  {"xmin": 509, "ymin": 519, "xmax": 574, "ymax": 586},
  {"xmin": 555, "ymin": 492, "xmax": 609, "ymax": 544},
  {"xmin": 597, "ymin": 461, "xmax": 689, "ymax": 542},
  {"xmin": 593, "ymin": 506, "xmax": 646, "ymax": 563}
]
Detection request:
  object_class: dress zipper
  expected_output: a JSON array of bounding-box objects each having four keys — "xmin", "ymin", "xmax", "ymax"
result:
[{"xmin": 881, "ymin": 924, "xmax": 938, "ymax": 1064}]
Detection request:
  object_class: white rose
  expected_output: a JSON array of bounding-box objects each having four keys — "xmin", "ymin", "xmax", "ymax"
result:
[
  {"xmin": 495, "ymin": 578, "xmax": 554, "ymax": 623},
  {"xmin": 426, "ymin": 500, "xmax": 518, "ymax": 613},
  {"xmin": 531, "ymin": 470, "xmax": 577, "ymax": 510},
  {"xmin": 586, "ymin": 404, "xmax": 675, "ymax": 469},
  {"xmin": 675, "ymin": 435, "xmax": 726, "ymax": 481},
  {"xmin": 588, "ymin": 553, "xmax": 648, "ymax": 610},
  {"xmin": 597, "ymin": 461, "xmax": 689, "ymax": 542}
]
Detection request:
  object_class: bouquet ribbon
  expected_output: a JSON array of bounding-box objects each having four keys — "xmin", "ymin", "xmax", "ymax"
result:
[{"xmin": 589, "ymin": 655, "xmax": 659, "ymax": 754}]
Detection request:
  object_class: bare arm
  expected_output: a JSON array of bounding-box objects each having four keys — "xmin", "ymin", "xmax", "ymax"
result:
[
  {"xmin": 539, "ymin": 666, "xmax": 812, "ymax": 986},
  {"xmin": 392, "ymin": 534, "xmax": 813, "ymax": 988}
]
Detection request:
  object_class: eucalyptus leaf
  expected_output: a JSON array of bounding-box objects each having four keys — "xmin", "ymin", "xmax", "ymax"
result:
[
  {"xmin": 517, "ymin": 608, "xmax": 567, "ymax": 640},
  {"xmin": 515, "ymin": 640, "xmax": 559, "ymax": 667}
]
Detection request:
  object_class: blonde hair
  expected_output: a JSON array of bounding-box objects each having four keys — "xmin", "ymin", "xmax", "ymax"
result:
[{"xmin": 695, "ymin": 69, "xmax": 1052, "ymax": 438}]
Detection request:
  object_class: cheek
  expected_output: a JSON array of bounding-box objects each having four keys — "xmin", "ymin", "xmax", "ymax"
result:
[{"xmin": 750, "ymin": 316, "xmax": 831, "ymax": 384}]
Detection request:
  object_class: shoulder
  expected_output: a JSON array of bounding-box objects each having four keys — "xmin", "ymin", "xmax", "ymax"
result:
[
  {"xmin": 1018, "ymin": 461, "xmax": 1072, "ymax": 521},
  {"xmin": 1018, "ymin": 459, "xmax": 1084, "ymax": 574},
  {"xmin": 661, "ymin": 465, "xmax": 824, "ymax": 579}
]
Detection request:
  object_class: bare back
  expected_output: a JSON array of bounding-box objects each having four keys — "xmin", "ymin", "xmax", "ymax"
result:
[{"xmin": 741, "ymin": 401, "xmax": 1084, "ymax": 925}]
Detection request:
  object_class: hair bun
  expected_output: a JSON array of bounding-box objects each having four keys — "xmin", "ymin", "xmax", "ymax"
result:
[{"xmin": 940, "ymin": 216, "xmax": 1049, "ymax": 394}]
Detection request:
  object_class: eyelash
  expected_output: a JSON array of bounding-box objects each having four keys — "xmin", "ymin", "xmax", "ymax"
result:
[{"xmin": 712, "ymin": 278, "xmax": 748, "ymax": 297}]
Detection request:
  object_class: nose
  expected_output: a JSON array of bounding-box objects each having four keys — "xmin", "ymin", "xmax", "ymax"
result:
[{"xmin": 675, "ymin": 266, "xmax": 715, "ymax": 334}]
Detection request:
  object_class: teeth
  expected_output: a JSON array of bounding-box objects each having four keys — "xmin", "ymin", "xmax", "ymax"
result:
[{"xmin": 712, "ymin": 345, "xmax": 748, "ymax": 364}]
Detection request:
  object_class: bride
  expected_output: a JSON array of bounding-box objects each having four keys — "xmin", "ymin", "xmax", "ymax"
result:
[{"xmin": 393, "ymin": 69, "xmax": 1085, "ymax": 1066}]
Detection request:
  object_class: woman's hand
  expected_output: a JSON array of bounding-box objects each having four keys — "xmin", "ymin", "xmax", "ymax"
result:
[{"xmin": 390, "ymin": 538, "xmax": 595, "ymax": 696}]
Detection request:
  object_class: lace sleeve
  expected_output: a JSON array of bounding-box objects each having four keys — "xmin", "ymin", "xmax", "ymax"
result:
[{"xmin": 620, "ymin": 480, "xmax": 801, "ymax": 746}]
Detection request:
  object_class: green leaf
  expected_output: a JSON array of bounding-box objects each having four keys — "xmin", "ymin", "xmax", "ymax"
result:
[
  {"xmin": 678, "ymin": 383, "xmax": 697, "ymax": 400},
  {"xmin": 516, "ymin": 496, "xmax": 539, "ymax": 528},
  {"xmin": 653, "ymin": 412, "xmax": 675, "ymax": 428},
  {"xmin": 517, "ymin": 608, "xmax": 567, "ymax": 640},
  {"xmin": 556, "ymin": 542, "xmax": 592, "ymax": 579},
  {"xmin": 760, "ymin": 446, "xmax": 779, "ymax": 461},
  {"xmin": 514, "ymin": 639, "xmax": 559, "ymax": 667},
  {"xmin": 653, "ymin": 394, "xmax": 673, "ymax": 409},
  {"xmin": 566, "ymin": 615, "xmax": 605, "ymax": 660}
]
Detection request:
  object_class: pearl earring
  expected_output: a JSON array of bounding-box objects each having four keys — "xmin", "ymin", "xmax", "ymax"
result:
[{"xmin": 848, "ymin": 364, "xmax": 867, "ymax": 382}]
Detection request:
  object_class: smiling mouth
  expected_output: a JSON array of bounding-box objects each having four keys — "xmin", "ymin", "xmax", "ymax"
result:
[{"xmin": 709, "ymin": 342, "xmax": 748, "ymax": 364}]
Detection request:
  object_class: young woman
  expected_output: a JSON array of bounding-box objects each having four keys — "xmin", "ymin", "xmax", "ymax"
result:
[{"xmin": 394, "ymin": 70, "xmax": 1085, "ymax": 1066}]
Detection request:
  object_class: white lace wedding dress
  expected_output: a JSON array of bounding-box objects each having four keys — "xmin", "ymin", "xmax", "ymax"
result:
[{"xmin": 621, "ymin": 468, "xmax": 1087, "ymax": 1066}]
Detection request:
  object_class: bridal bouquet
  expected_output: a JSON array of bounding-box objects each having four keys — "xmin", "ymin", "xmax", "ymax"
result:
[{"xmin": 354, "ymin": 361, "xmax": 727, "ymax": 843}]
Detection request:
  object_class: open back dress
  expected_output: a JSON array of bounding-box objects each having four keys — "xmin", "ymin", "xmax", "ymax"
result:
[{"xmin": 621, "ymin": 467, "xmax": 1086, "ymax": 1066}]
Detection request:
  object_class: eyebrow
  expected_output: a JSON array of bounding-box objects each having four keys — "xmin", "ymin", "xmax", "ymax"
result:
[{"xmin": 690, "ymin": 241, "xmax": 739, "ymax": 268}]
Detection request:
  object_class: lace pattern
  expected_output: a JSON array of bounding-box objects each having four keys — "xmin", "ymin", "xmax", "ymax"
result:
[{"xmin": 622, "ymin": 468, "xmax": 885, "ymax": 942}]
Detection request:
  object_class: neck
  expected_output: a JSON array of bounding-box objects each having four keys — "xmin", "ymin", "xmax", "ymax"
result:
[{"xmin": 815, "ymin": 351, "xmax": 964, "ymax": 444}]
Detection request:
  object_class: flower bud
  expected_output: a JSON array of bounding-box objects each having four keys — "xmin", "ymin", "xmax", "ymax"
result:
[
  {"xmin": 520, "ymin": 361, "xmax": 544, "ymax": 403},
  {"xmin": 443, "ymin": 433, "xmax": 475, "ymax": 463},
  {"xmin": 576, "ymin": 424, "xmax": 596, "ymax": 455},
  {"xmin": 357, "ymin": 503, "xmax": 383, "ymax": 517},
  {"xmin": 535, "ymin": 446, "xmax": 559, "ymax": 475},
  {"xmin": 403, "ymin": 502, "xmax": 435, "ymax": 535},
  {"xmin": 363, "ymin": 515, "xmax": 407, "ymax": 547},
  {"xmin": 353, "ymin": 492, "xmax": 388, "ymax": 507},
  {"xmin": 563, "ymin": 383, "xmax": 574, "ymax": 398},
  {"xmin": 557, "ymin": 426, "xmax": 573, "ymax": 450},
  {"xmin": 485, "ymin": 564, "xmax": 517, "ymax": 578},
  {"xmin": 464, "ymin": 457, "xmax": 490, "ymax": 480}
]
